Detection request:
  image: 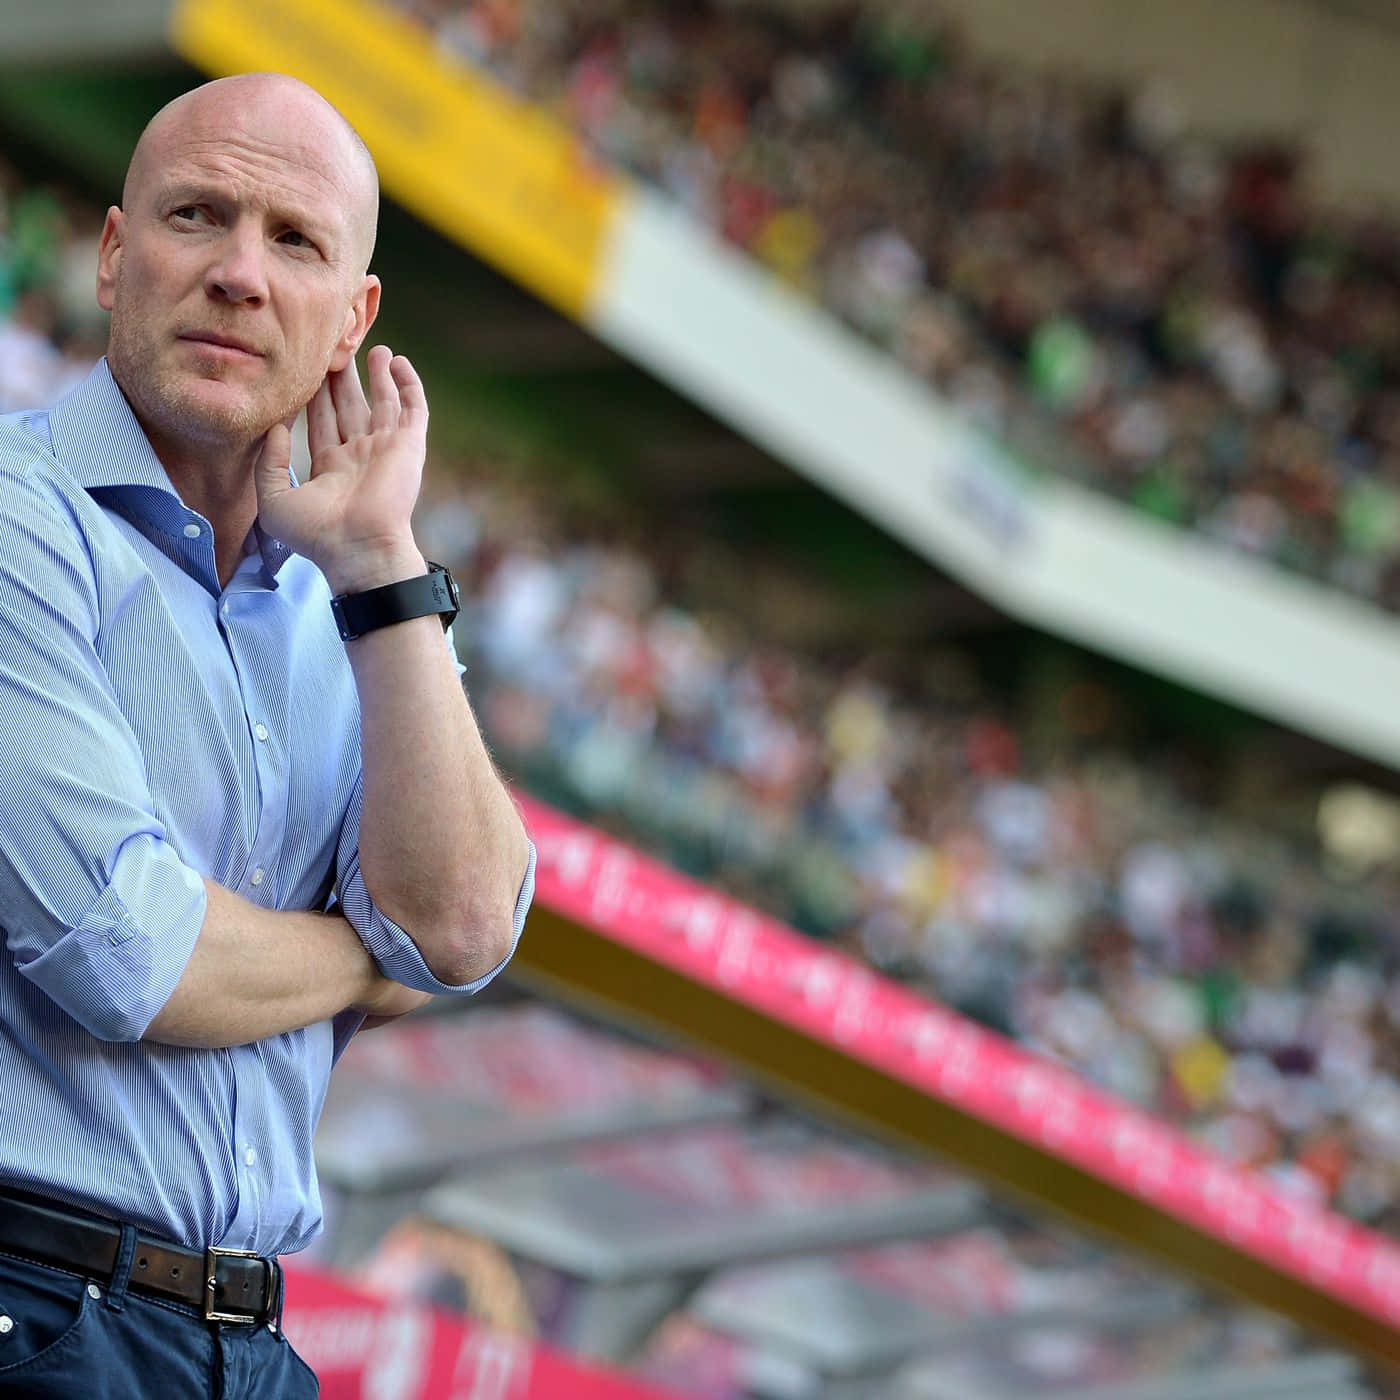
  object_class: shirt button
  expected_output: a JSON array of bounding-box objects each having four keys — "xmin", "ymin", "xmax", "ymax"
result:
[
  {"xmin": 250, "ymin": 867, "xmax": 265, "ymax": 887},
  {"xmin": 244, "ymin": 1147, "xmax": 258, "ymax": 1167},
  {"xmin": 183, "ymin": 522, "xmax": 202, "ymax": 539},
  {"xmin": 254, "ymin": 723, "xmax": 269, "ymax": 742}
]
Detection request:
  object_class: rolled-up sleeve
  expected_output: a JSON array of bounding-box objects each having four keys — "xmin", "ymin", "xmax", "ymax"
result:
[
  {"xmin": 333, "ymin": 771, "xmax": 535, "ymax": 995},
  {"xmin": 0, "ymin": 472, "xmax": 206, "ymax": 1041}
]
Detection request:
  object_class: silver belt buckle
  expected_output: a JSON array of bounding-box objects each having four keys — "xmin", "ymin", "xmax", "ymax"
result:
[{"xmin": 203, "ymin": 1246, "xmax": 265, "ymax": 1323}]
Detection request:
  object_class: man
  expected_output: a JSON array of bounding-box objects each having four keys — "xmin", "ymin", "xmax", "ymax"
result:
[{"xmin": 0, "ymin": 73, "xmax": 534, "ymax": 1396}]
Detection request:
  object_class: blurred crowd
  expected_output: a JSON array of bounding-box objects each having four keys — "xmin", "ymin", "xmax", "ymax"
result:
[
  {"xmin": 415, "ymin": 471, "xmax": 1400, "ymax": 1235},
  {"xmin": 0, "ymin": 156, "xmax": 105, "ymax": 414},
  {"xmin": 399, "ymin": 0, "xmax": 1400, "ymax": 609}
]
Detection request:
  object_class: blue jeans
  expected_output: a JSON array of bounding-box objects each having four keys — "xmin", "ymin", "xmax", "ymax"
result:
[{"xmin": 0, "ymin": 1247, "xmax": 318, "ymax": 1398}]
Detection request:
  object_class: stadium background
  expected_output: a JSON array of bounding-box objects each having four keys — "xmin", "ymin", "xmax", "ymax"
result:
[{"xmin": 5, "ymin": 0, "xmax": 1400, "ymax": 1393}]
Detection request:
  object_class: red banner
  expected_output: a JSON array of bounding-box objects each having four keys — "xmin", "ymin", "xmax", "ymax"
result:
[
  {"xmin": 518, "ymin": 794, "xmax": 1400, "ymax": 1332},
  {"xmin": 282, "ymin": 1264, "xmax": 681, "ymax": 1400}
]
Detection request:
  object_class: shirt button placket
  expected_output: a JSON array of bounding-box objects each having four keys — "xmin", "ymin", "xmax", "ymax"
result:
[{"xmin": 249, "ymin": 722, "xmax": 271, "ymax": 895}]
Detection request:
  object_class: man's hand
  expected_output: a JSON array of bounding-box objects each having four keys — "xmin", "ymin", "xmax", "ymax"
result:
[
  {"xmin": 355, "ymin": 975, "xmax": 435, "ymax": 1034},
  {"xmin": 144, "ymin": 883, "xmax": 437, "ymax": 1049},
  {"xmin": 254, "ymin": 344, "xmax": 429, "ymax": 593},
  {"xmin": 356, "ymin": 976, "xmax": 434, "ymax": 1019}
]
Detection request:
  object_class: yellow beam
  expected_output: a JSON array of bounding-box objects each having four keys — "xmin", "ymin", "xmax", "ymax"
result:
[{"xmin": 170, "ymin": 0, "xmax": 624, "ymax": 320}]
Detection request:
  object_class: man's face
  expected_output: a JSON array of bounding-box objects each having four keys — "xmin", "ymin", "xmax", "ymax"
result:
[{"xmin": 97, "ymin": 84, "xmax": 378, "ymax": 455}]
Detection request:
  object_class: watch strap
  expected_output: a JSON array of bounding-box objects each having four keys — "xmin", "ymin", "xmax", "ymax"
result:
[{"xmin": 330, "ymin": 561, "xmax": 460, "ymax": 642}]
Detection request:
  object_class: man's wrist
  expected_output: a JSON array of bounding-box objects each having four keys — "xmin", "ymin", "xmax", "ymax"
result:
[{"xmin": 322, "ymin": 542, "xmax": 427, "ymax": 596}]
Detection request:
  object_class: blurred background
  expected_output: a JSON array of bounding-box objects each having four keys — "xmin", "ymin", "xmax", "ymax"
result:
[{"xmin": 6, "ymin": 0, "xmax": 1400, "ymax": 1394}]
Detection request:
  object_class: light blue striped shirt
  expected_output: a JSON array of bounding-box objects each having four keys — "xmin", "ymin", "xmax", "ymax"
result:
[{"xmin": 0, "ymin": 361, "xmax": 533, "ymax": 1255}]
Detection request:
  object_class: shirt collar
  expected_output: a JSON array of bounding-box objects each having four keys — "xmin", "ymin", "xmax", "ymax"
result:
[
  {"xmin": 48, "ymin": 357, "xmax": 179, "ymax": 495},
  {"xmin": 47, "ymin": 358, "xmax": 293, "ymax": 583}
]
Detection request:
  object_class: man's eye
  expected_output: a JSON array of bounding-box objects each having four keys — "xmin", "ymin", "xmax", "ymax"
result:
[
  {"xmin": 170, "ymin": 206, "xmax": 212, "ymax": 226},
  {"xmin": 278, "ymin": 230, "xmax": 314, "ymax": 250}
]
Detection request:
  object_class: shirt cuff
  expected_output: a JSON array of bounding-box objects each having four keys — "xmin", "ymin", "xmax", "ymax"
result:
[
  {"xmin": 337, "ymin": 841, "xmax": 535, "ymax": 995},
  {"xmin": 18, "ymin": 834, "xmax": 207, "ymax": 1041}
]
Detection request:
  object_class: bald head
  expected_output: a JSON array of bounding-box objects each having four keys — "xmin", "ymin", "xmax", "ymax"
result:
[
  {"xmin": 124, "ymin": 73, "xmax": 380, "ymax": 273},
  {"xmin": 98, "ymin": 70, "xmax": 386, "ymax": 457}
]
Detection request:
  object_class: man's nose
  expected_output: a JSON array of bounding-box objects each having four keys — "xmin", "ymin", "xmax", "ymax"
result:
[{"xmin": 205, "ymin": 225, "xmax": 269, "ymax": 307}]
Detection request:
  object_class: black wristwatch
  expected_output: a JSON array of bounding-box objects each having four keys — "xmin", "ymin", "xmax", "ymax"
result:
[{"xmin": 330, "ymin": 561, "xmax": 461, "ymax": 642}]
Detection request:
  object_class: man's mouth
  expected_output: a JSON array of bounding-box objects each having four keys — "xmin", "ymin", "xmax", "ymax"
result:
[{"xmin": 178, "ymin": 331, "xmax": 264, "ymax": 358}]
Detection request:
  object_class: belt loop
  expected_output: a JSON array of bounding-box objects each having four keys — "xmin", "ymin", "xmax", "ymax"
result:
[
  {"xmin": 270, "ymin": 1258, "xmax": 285, "ymax": 1330},
  {"xmin": 106, "ymin": 1224, "xmax": 136, "ymax": 1312}
]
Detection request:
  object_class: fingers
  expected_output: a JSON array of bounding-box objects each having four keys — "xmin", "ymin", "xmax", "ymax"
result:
[
  {"xmin": 306, "ymin": 376, "xmax": 339, "ymax": 458},
  {"xmin": 252, "ymin": 422, "xmax": 293, "ymax": 511},
  {"xmin": 320, "ymin": 345, "xmax": 427, "ymax": 443},
  {"xmin": 367, "ymin": 343, "xmax": 399, "ymax": 434},
  {"xmin": 367, "ymin": 345, "xmax": 428, "ymax": 435},
  {"xmin": 330, "ymin": 353, "xmax": 373, "ymax": 440},
  {"xmin": 390, "ymin": 353, "xmax": 428, "ymax": 433}
]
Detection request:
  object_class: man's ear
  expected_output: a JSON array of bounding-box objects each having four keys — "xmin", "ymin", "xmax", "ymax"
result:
[
  {"xmin": 95, "ymin": 207, "xmax": 125, "ymax": 313},
  {"xmin": 329, "ymin": 274, "xmax": 381, "ymax": 372}
]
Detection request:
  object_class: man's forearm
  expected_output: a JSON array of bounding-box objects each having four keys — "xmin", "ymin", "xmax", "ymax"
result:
[
  {"xmin": 254, "ymin": 354, "xmax": 531, "ymax": 990},
  {"xmin": 337, "ymin": 548, "xmax": 531, "ymax": 987},
  {"xmin": 142, "ymin": 879, "xmax": 418, "ymax": 1048}
]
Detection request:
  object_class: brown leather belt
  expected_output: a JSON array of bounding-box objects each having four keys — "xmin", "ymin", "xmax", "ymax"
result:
[{"xmin": 0, "ymin": 1192, "xmax": 280, "ymax": 1325}]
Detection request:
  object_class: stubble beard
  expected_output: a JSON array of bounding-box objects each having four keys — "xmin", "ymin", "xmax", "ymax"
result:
[{"xmin": 106, "ymin": 286, "xmax": 315, "ymax": 456}]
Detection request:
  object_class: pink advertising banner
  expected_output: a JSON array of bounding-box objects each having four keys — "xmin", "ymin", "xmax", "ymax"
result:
[
  {"xmin": 517, "ymin": 794, "xmax": 1400, "ymax": 1334},
  {"xmin": 281, "ymin": 1264, "xmax": 682, "ymax": 1400}
]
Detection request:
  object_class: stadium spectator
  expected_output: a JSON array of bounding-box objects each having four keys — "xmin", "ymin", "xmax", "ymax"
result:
[{"xmin": 0, "ymin": 158, "xmax": 105, "ymax": 411}]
